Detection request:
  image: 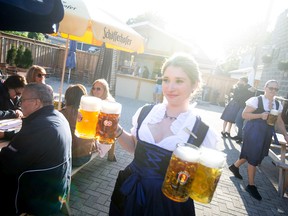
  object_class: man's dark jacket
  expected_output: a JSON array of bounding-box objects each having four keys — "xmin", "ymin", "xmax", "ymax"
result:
[{"xmin": 0, "ymin": 105, "xmax": 72, "ymax": 215}]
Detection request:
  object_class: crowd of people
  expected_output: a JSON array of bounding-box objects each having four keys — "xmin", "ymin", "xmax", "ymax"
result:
[{"xmin": 0, "ymin": 52, "xmax": 287, "ymax": 215}]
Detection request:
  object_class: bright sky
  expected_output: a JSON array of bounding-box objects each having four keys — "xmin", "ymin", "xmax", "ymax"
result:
[{"xmin": 95, "ymin": 0, "xmax": 288, "ymax": 60}]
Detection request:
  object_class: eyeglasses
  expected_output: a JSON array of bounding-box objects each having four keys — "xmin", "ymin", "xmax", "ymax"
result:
[
  {"xmin": 92, "ymin": 87, "xmax": 102, "ymax": 91},
  {"xmin": 14, "ymin": 89, "xmax": 22, "ymax": 96},
  {"xmin": 267, "ymin": 87, "xmax": 279, "ymax": 92},
  {"xmin": 19, "ymin": 98, "xmax": 38, "ymax": 105},
  {"xmin": 37, "ymin": 74, "xmax": 46, "ymax": 78}
]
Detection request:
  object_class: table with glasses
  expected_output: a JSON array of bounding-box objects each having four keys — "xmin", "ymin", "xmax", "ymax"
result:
[{"xmin": 0, "ymin": 118, "xmax": 22, "ymax": 150}]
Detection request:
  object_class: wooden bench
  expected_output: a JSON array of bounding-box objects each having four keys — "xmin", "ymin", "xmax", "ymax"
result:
[{"xmin": 269, "ymin": 133, "xmax": 288, "ymax": 197}]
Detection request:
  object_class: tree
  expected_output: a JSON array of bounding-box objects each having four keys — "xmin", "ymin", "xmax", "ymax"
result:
[
  {"xmin": 27, "ymin": 32, "xmax": 45, "ymax": 41},
  {"xmin": 6, "ymin": 45, "xmax": 17, "ymax": 65},
  {"xmin": 22, "ymin": 48, "xmax": 33, "ymax": 68},
  {"xmin": 15, "ymin": 45, "xmax": 25, "ymax": 68}
]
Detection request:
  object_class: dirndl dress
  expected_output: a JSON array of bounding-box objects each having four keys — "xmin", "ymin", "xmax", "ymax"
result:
[
  {"xmin": 220, "ymin": 99, "xmax": 241, "ymax": 123},
  {"xmin": 109, "ymin": 140, "xmax": 195, "ymax": 216},
  {"xmin": 241, "ymin": 118, "xmax": 273, "ymax": 166}
]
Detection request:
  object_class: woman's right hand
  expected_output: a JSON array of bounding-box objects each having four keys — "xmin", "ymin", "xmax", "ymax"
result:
[{"xmin": 261, "ymin": 112, "xmax": 269, "ymax": 120}]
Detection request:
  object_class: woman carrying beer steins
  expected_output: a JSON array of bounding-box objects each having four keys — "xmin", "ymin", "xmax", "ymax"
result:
[{"xmin": 109, "ymin": 53, "xmax": 221, "ymax": 216}]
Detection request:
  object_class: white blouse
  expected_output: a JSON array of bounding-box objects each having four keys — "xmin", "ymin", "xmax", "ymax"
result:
[
  {"xmin": 130, "ymin": 103, "xmax": 220, "ymax": 151},
  {"xmin": 246, "ymin": 95, "xmax": 283, "ymax": 113}
]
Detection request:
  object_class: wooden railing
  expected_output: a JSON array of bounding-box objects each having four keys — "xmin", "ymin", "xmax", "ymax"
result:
[{"xmin": 0, "ymin": 32, "xmax": 99, "ymax": 83}]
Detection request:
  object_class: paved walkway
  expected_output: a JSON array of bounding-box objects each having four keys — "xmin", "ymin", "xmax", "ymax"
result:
[{"xmin": 45, "ymin": 78, "xmax": 288, "ymax": 216}]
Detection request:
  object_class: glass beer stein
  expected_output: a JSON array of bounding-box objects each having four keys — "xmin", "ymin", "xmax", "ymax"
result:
[
  {"xmin": 190, "ymin": 147, "xmax": 226, "ymax": 204},
  {"xmin": 95, "ymin": 101, "xmax": 122, "ymax": 144},
  {"xmin": 75, "ymin": 96, "xmax": 102, "ymax": 139},
  {"xmin": 267, "ymin": 109, "xmax": 278, "ymax": 126},
  {"xmin": 162, "ymin": 143, "xmax": 200, "ymax": 202}
]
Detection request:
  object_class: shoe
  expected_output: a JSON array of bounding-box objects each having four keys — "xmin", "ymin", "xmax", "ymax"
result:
[
  {"xmin": 229, "ymin": 164, "xmax": 243, "ymax": 179},
  {"xmin": 230, "ymin": 136, "xmax": 241, "ymax": 140},
  {"xmin": 225, "ymin": 132, "xmax": 231, "ymax": 138},
  {"xmin": 245, "ymin": 185, "xmax": 262, "ymax": 201},
  {"xmin": 236, "ymin": 139, "xmax": 242, "ymax": 144},
  {"xmin": 221, "ymin": 132, "xmax": 227, "ymax": 138}
]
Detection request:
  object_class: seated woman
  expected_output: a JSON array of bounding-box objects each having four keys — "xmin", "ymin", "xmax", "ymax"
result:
[
  {"xmin": 26, "ymin": 65, "xmax": 53, "ymax": 91},
  {"xmin": 0, "ymin": 75, "xmax": 26, "ymax": 120},
  {"xmin": 61, "ymin": 84, "xmax": 96, "ymax": 167}
]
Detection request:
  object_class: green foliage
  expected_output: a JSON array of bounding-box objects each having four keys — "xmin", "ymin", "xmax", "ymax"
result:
[
  {"xmin": 27, "ymin": 32, "xmax": 45, "ymax": 41},
  {"xmin": 22, "ymin": 49, "xmax": 33, "ymax": 68},
  {"xmin": 6, "ymin": 45, "xmax": 17, "ymax": 65},
  {"xmin": 11, "ymin": 45, "xmax": 33, "ymax": 68},
  {"xmin": 215, "ymin": 52, "xmax": 240, "ymax": 75},
  {"xmin": 4, "ymin": 31, "xmax": 44, "ymax": 41},
  {"xmin": 261, "ymin": 54, "xmax": 272, "ymax": 64},
  {"xmin": 15, "ymin": 45, "xmax": 25, "ymax": 68},
  {"xmin": 4, "ymin": 31, "xmax": 28, "ymax": 37},
  {"xmin": 278, "ymin": 60, "xmax": 288, "ymax": 71}
]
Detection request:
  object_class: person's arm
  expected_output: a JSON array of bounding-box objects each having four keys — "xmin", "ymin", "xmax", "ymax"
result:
[
  {"xmin": 0, "ymin": 130, "xmax": 16, "ymax": 140},
  {"xmin": 242, "ymin": 105, "xmax": 269, "ymax": 120},
  {"xmin": 115, "ymin": 125, "xmax": 137, "ymax": 153},
  {"xmin": 0, "ymin": 109, "xmax": 17, "ymax": 119},
  {"xmin": 276, "ymin": 115, "xmax": 288, "ymax": 142}
]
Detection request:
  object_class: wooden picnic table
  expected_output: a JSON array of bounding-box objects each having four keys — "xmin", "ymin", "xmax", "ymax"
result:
[{"xmin": 270, "ymin": 133, "xmax": 288, "ymax": 197}]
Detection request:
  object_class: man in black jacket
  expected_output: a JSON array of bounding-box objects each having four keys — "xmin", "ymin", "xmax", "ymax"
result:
[
  {"xmin": 0, "ymin": 83, "xmax": 72, "ymax": 215},
  {"xmin": 231, "ymin": 77, "xmax": 255, "ymax": 143}
]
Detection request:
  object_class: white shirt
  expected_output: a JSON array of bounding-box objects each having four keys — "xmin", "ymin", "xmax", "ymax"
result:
[
  {"xmin": 246, "ymin": 95, "xmax": 283, "ymax": 113},
  {"xmin": 130, "ymin": 103, "xmax": 220, "ymax": 151}
]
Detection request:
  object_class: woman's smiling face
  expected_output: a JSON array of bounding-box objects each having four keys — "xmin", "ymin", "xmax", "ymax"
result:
[{"xmin": 162, "ymin": 66, "xmax": 197, "ymax": 105}]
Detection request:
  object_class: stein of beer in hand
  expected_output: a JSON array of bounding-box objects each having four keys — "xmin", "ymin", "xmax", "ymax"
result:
[
  {"xmin": 190, "ymin": 147, "xmax": 226, "ymax": 204},
  {"xmin": 267, "ymin": 109, "xmax": 278, "ymax": 126},
  {"xmin": 162, "ymin": 143, "xmax": 200, "ymax": 202},
  {"xmin": 96, "ymin": 101, "xmax": 122, "ymax": 144},
  {"xmin": 75, "ymin": 96, "xmax": 102, "ymax": 139}
]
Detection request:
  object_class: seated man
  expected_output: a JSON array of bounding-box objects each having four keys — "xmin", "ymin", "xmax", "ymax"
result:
[
  {"xmin": 0, "ymin": 83, "xmax": 72, "ymax": 215},
  {"xmin": 0, "ymin": 75, "xmax": 26, "ymax": 119}
]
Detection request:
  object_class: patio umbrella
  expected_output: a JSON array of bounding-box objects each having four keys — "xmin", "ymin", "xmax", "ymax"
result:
[
  {"xmin": 0, "ymin": 0, "xmax": 64, "ymax": 33},
  {"xmin": 56, "ymin": 0, "xmax": 145, "ymax": 109},
  {"xmin": 66, "ymin": 40, "xmax": 77, "ymax": 84}
]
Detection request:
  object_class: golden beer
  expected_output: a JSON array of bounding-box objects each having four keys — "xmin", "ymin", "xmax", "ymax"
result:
[
  {"xmin": 96, "ymin": 101, "xmax": 122, "ymax": 144},
  {"xmin": 267, "ymin": 109, "xmax": 278, "ymax": 126},
  {"xmin": 190, "ymin": 147, "xmax": 226, "ymax": 204},
  {"xmin": 162, "ymin": 143, "xmax": 200, "ymax": 202},
  {"xmin": 75, "ymin": 96, "xmax": 102, "ymax": 139}
]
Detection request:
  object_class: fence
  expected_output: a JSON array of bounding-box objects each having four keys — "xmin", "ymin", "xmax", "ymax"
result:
[{"xmin": 0, "ymin": 32, "xmax": 99, "ymax": 84}]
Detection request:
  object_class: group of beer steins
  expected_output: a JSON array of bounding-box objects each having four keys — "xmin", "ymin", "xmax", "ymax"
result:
[
  {"xmin": 162, "ymin": 143, "xmax": 227, "ymax": 204},
  {"xmin": 74, "ymin": 95, "xmax": 122, "ymax": 145}
]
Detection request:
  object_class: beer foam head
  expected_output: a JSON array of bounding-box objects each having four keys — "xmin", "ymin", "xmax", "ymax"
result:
[
  {"xmin": 199, "ymin": 147, "xmax": 226, "ymax": 168},
  {"xmin": 101, "ymin": 101, "xmax": 122, "ymax": 114},
  {"xmin": 80, "ymin": 96, "xmax": 102, "ymax": 111},
  {"xmin": 174, "ymin": 143, "xmax": 200, "ymax": 162},
  {"xmin": 270, "ymin": 109, "xmax": 278, "ymax": 115}
]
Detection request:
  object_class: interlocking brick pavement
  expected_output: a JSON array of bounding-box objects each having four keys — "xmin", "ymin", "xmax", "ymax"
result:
[{"xmin": 66, "ymin": 97, "xmax": 288, "ymax": 215}]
